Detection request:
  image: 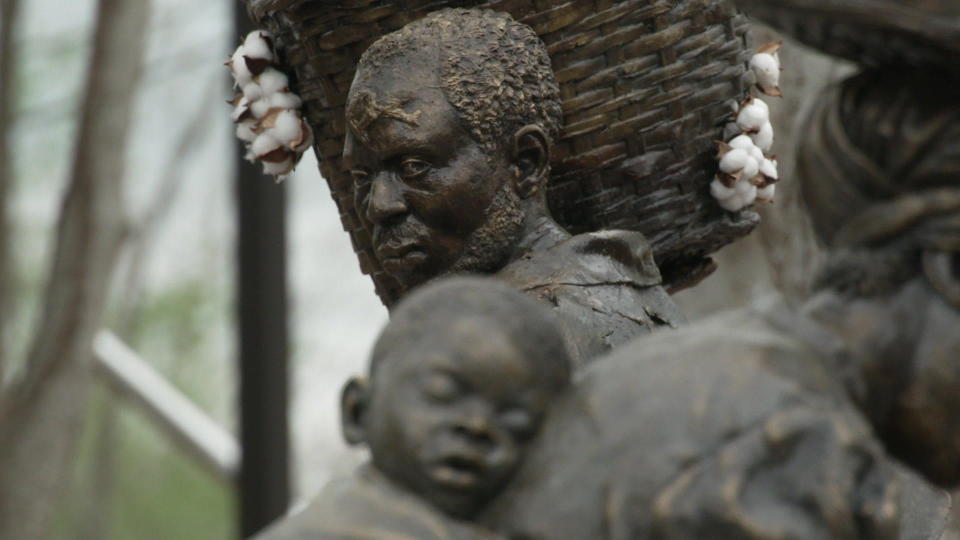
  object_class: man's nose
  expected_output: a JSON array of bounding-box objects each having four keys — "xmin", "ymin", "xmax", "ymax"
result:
[{"xmin": 366, "ymin": 172, "xmax": 407, "ymax": 224}]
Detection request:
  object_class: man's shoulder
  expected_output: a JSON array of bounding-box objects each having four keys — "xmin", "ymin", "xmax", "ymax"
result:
[
  {"xmin": 497, "ymin": 230, "xmax": 684, "ymax": 359},
  {"xmin": 499, "ymin": 229, "xmax": 662, "ymax": 290}
]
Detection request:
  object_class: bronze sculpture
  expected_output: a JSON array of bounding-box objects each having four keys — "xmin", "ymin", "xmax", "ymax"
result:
[
  {"xmin": 257, "ymin": 278, "xmax": 570, "ymax": 539},
  {"xmin": 238, "ymin": 0, "xmax": 960, "ymax": 537},
  {"xmin": 796, "ymin": 67, "xmax": 960, "ymax": 488},
  {"xmin": 341, "ymin": 9, "xmax": 685, "ymax": 364},
  {"xmin": 257, "ymin": 276, "xmax": 951, "ymax": 539},
  {"xmin": 482, "ymin": 300, "xmax": 950, "ymax": 539},
  {"xmin": 737, "ymin": 0, "xmax": 960, "ymax": 491},
  {"xmin": 246, "ymin": 0, "xmax": 760, "ymax": 307}
]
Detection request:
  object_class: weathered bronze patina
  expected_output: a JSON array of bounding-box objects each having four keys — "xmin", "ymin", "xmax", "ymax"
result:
[
  {"xmin": 246, "ymin": 0, "xmax": 759, "ymax": 305},
  {"xmin": 482, "ymin": 300, "xmax": 950, "ymax": 539},
  {"xmin": 256, "ymin": 277, "xmax": 952, "ymax": 539},
  {"xmin": 797, "ymin": 66, "xmax": 960, "ymax": 488},
  {"xmin": 341, "ymin": 9, "xmax": 684, "ymax": 364},
  {"xmin": 733, "ymin": 0, "xmax": 960, "ymax": 72},
  {"xmin": 243, "ymin": 1, "xmax": 960, "ymax": 537},
  {"xmin": 256, "ymin": 278, "xmax": 570, "ymax": 539}
]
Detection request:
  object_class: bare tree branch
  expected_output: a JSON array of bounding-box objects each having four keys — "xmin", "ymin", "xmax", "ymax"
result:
[
  {"xmin": 114, "ymin": 77, "xmax": 221, "ymax": 335},
  {"xmin": 0, "ymin": 0, "xmax": 23, "ymax": 381},
  {"xmin": 0, "ymin": 0, "xmax": 151, "ymax": 537}
]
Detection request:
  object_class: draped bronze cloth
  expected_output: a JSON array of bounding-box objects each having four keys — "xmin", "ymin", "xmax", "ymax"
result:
[{"xmin": 798, "ymin": 68, "xmax": 960, "ymax": 305}]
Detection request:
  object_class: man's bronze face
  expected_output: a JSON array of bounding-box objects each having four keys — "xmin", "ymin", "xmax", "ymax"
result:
[{"xmin": 344, "ymin": 57, "xmax": 523, "ymax": 291}]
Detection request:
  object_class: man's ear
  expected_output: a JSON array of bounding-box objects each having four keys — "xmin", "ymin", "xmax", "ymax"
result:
[
  {"xmin": 511, "ymin": 125, "xmax": 551, "ymax": 199},
  {"xmin": 340, "ymin": 377, "xmax": 370, "ymax": 446}
]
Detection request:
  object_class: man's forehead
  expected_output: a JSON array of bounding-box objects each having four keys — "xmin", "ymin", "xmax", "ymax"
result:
[
  {"xmin": 346, "ymin": 88, "xmax": 423, "ymax": 138},
  {"xmin": 348, "ymin": 54, "xmax": 440, "ymax": 126},
  {"xmin": 345, "ymin": 81, "xmax": 463, "ymax": 157}
]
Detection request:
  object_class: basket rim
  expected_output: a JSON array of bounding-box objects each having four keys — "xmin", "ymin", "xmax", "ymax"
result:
[{"xmin": 735, "ymin": 0, "xmax": 960, "ymax": 60}]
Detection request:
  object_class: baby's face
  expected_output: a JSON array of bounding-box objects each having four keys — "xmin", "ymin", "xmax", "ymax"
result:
[{"xmin": 364, "ymin": 318, "xmax": 561, "ymax": 518}]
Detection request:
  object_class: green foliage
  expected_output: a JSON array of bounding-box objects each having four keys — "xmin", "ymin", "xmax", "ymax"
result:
[
  {"xmin": 49, "ymin": 276, "xmax": 236, "ymax": 540},
  {"xmin": 50, "ymin": 387, "xmax": 236, "ymax": 540}
]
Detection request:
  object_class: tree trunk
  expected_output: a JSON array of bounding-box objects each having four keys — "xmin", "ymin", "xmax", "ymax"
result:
[
  {"xmin": 0, "ymin": 0, "xmax": 150, "ymax": 537},
  {"xmin": 0, "ymin": 0, "xmax": 23, "ymax": 379}
]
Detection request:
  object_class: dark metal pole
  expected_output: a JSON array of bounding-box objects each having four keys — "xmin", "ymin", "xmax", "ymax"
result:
[{"xmin": 233, "ymin": 3, "xmax": 290, "ymax": 537}]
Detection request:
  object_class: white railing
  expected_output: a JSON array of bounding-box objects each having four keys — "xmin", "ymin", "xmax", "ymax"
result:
[{"xmin": 91, "ymin": 330, "xmax": 240, "ymax": 484}]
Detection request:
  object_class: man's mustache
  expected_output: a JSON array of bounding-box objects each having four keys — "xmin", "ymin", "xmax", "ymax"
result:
[{"xmin": 372, "ymin": 219, "xmax": 425, "ymax": 253}]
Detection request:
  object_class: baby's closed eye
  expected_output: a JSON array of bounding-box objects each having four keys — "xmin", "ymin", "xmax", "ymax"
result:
[
  {"xmin": 421, "ymin": 371, "xmax": 460, "ymax": 403},
  {"xmin": 499, "ymin": 408, "xmax": 535, "ymax": 440}
]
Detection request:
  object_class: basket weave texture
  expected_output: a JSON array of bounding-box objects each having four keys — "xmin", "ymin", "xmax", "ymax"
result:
[{"xmin": 247, "ymin": 0, "xmax": 757, "ymax": 305}]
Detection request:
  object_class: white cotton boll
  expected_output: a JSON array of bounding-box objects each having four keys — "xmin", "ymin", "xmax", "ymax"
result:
[
  {"xmin": 231, "ymin": 96, "xmax": 251, "ymax": 122},
  {"xmin": 263, "ymin": 157, "xmax": 294, "ymax": 178},
  {"xmin": 293, "ymin": 122, "xmax": 314, "ymax": 153},
  {"xmin": 244, "ymin": 149, "xmax": 256, "ymax": 163},
  {"xmin": 250, "ymin": 99, "xmax": 272, "ymax": 119},
  {"xmin": 230, "ymin": 47, "xmax": 253, "ymax": 87},
  {"xmin": 258, "ymin": 68, "xmax": 288, "ymax": 96},
  {"xmin": 741, "ymin": 156, "xmax": 760, "ymax": 180},
  {"xmin": 252, "ymin": 132, "xmax": 281, "ymax": 158},
  {"xmin": 271, "ymin": 110, "xmax": 303, "ymax": 147},
  {"xmin": 728, "ymin": 135, "xmax": 754, "ymax": 151},
  {"xmin": 268, "ymin": 91, "xmax": 302, "ymax": 110},
  {"xmin": 752, "ymin": 121, "xmax": 774, "ymax": 153},
  {"xmin": 710, "ymin": 178, "xmax": 736, "ymax": 200},
  {"xmin": 242, "ymin": 82, "xmax": 263, "ymax": 101},
  {"xmin": 760, "ymin": 157, "xmax": 779, "ymax": 181},
  {"xmin": 748, "ymin": 145, "xmax": 764, "ymax": 164},
  {"xmin": 244, "ymin": 30, "xmax": 273, "ymax": 46},
  {"xmin": 719, "ymin": 194, "xmax": 746, "ymax": 212},
  {"xmin": 737, "ymin": 100, "xmax": 768, "ymax": 132},
  {"xmin": 734, "ymin": 178, "xmax": 757, "ymax": 199},
  {"xmin": 236, "ymin": 119, "xmax": 258, "ymax": 143},
  {"xmin": 757, "ymin": 184, "xmax": 776, "ymax": 202},
  {"xmin": 750, "ymin": 53, "xmax": 780, "ymax": 78},
  {"xmin": 751, "ymin": 97, "xmax": 769, "ymax": 117},
  {"xmin": 719, "ymin": 148, "xmax": 749, "ymax": 174},
  {"xmin": 750, "ymin": 53, "xmax": 780, "ymax": 85},
  {"xmin": 243, "ymin": 31, "xmax": 274, "ymax": 61}
]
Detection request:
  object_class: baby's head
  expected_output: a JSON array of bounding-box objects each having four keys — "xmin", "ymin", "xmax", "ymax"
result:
[{"xmin": 341, "ymin": 277, "xmax": 571, "ymax": 518}]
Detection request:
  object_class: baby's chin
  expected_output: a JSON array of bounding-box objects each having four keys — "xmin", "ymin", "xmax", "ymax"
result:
[
  {"xmin": 420, "ymin": 467, "xmax": 502, "ymax": 519},
  {"xmin": 423, "ymin": 489, "xmax": 488, "ymax": 520}
]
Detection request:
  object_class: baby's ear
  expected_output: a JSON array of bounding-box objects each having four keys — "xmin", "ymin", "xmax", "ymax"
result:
[{"xmin": 340, "ymin": 377, "xmax": 370, "ymax": 446}]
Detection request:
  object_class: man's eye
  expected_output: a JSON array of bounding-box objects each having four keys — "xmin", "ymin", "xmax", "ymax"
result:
[
  {"xmin": 351, "ymin": 170, "xmax": 370, "ymax": 185},
  {"xmin": 399, "ymin": 159, "xmax": 430, "ymax": 179}
]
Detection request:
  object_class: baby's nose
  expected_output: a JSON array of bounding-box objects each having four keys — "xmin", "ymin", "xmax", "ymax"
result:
[{"xmin": 452, "ymin": 414, "xmax": 496, "ymax": 446}]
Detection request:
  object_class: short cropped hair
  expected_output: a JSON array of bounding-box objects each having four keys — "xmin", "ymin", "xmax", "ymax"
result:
[
  {"xmin": 370, "ymin": 277, "xmax": 572, "ymax": 390},
  {"xmin": 353, "ymin": 8, "xmax": 563, "ymax": 152}
]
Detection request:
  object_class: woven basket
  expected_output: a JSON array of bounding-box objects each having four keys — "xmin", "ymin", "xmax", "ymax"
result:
[
  {"xmin": 735, "ymin": 0, "xmax": 960, "ymax": 72},
  {"xmin": 246, "ymin": 0, "xmax": 757, "ymax": 305}
]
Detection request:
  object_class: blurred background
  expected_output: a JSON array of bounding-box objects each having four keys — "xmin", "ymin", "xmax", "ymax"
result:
[{"xmin": 0, "ymin": 0, "xmax": 864, "ymax": 538}]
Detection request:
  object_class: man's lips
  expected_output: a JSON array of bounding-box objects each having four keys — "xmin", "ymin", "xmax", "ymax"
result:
[
  {"xmin": 376, "ymin": 242, "xmax": 427, "ymax": 272},
  {"xmin": 376, "ymin": 242, "xmax": 419, "ymax": 259}
]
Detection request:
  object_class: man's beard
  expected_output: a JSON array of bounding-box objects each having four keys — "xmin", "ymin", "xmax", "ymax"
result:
[{"xmin": 446, "ymin": 180, "xmax": 526, "ymax": 276}]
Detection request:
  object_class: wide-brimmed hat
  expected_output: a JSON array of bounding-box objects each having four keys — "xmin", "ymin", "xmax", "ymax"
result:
[
  {"xmin": 246, "ymin": 0, "xmax": 758, "ymax": 305},
  {"xmin": 735, "ymin": 0, "xmax": 960, "ymax": 71}
]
